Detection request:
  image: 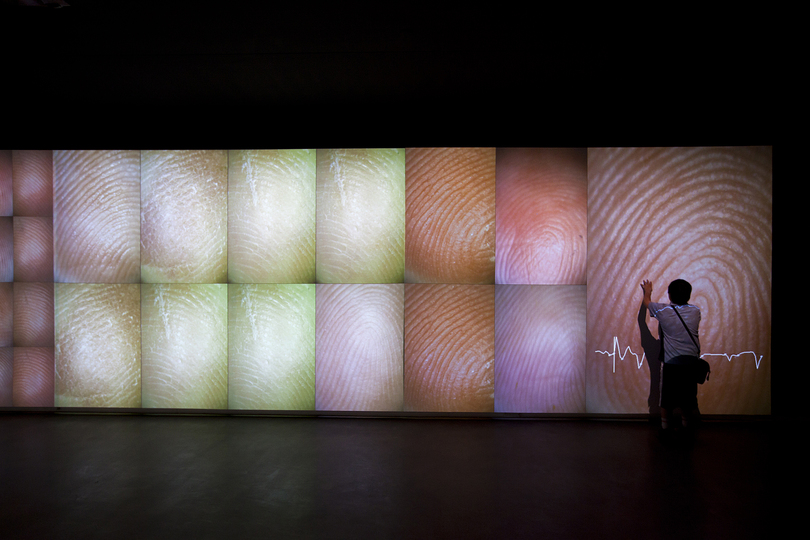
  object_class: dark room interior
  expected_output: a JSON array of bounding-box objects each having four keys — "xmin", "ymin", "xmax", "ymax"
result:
[{"xmin": 2, "ymin": 2, "xmax": 782, "ymax": 539}]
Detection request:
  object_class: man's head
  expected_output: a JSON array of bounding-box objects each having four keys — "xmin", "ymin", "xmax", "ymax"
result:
[{"xmin": 668, "ymin": 279, "xmax": 692, "ymax": 305}]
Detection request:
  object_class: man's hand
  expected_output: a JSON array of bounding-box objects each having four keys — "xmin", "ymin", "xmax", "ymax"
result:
[{"xmin": 640, "ymin": 280, "xmax": 653, "ymax": 308}]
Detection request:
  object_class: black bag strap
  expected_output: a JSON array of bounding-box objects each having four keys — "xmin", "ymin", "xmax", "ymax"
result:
[{"xmin": 672, "ymin": 305, "xmax": 700, "ymax": 356}]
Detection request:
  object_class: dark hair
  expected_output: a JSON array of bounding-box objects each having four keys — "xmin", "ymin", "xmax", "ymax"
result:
[{"xmin": 668, "ymin": 279, "xmax": 692, "ymax": 305}]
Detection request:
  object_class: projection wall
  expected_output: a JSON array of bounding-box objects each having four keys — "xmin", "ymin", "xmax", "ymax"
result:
[{"xmin": 0, "ymin": 147, "xmax": 772, "ymax": 415}]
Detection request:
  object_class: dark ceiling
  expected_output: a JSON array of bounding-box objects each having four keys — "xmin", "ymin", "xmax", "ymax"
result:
[{"xmin": 2, "ymin": 1, "xmax": 775, "ymax": 149}]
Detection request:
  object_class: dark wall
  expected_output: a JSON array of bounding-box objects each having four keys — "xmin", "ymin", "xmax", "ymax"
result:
[{"xmin": 3, "ymin": 1, "xmax": 775, "ymax": 149}]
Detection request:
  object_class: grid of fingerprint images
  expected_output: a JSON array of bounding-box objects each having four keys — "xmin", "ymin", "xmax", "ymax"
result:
[{"xmin": 0, "ymin": 147, "xmax": 772, "ymax": 414}]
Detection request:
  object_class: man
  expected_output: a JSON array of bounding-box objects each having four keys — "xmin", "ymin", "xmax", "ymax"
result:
[{"xmin": 640, "ymin": 279, "xmax": 701, "ymax": 432}]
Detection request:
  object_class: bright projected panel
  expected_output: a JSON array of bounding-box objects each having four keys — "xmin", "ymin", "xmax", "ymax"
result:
[
  {"xmin": 55, "ymin": 283, "xmax": 141, "ymax": 408},
  {"xmin": 404, "ymin": 284, "xmax": 494, "ymax": 412},
  {"xmin": 228, "ymin": 150, "xmax": 316, "ymax": 284},
  {"xmin": 141, "ymin": 150, "xmax": 229, "ymax": 284},
  {"xmin": 5, "ymin": 151, "xmax": 55, "ymax": 407},
  {"xmin": 141, "ymin": 283, "xmax": 228, "ymax": 409},
  {"xmin": 0, "ymin": 146, "xmax": 772, "ymax": 415},
  {"xmin": 586, "ymin": 147, "xmax": 772, "ymax": 415},
  {"xmin": 316, "ymin": 149, "xmax": 405, "ymax": 284},
  {"xmin": 315, "ymin": 283, "xmax": 404, "ymax": 411},
  {"xmin": 405, "ymin": 147, "xmax": 496, "ymax": 284},
  {"xmin": 228, "ymin": 283, "xmax": 316, "ymax": 410},
  {"xmin": 54, "ymin": 150, "xmax": 141, "ymax": 284},
  {"xmin": 495, "ymin": 285, "xmax": 586, "ymax": 413},
  {"xmin": 495, "ymin": 148, "xmax": 587, "ymax": 285}
]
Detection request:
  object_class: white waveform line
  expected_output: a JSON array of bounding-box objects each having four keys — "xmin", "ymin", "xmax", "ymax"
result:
[
  {"xmin": 595, "ymin": 337, "xmax": 765, "ymax": 373},
  {"xmin": 595, "ymin": 337, "xmax": 645, "ymax": 373},
  {"xmin": 701, "ymin": 352, "xmax": 764, "ymax": 369}
]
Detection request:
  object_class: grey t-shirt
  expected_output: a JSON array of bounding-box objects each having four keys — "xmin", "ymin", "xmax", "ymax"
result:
[{"xmin": 649, "ymin": 302, "xmax": 701, "ymax": 363}]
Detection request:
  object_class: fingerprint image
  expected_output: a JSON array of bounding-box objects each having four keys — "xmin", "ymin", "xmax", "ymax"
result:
[
  {"xmin": 228, "ymin": 284, "xmax": 316, "ymax": 410},
  {"xmin": 11, "ymin": 150, "xmax": 52, "ymax": 217},
  {"xmin": 13, "ymin": 282, "xmax": 54, "ymax": 347},
  {"xmin": 228, "ymin": 150, "xmax": 316, "ymax": 284},
  {"xmin": 141, "ymin": 150, "xmax": 228, "ymax": 284},
  {"xmin": 0, "ymin": 144, "xmax": 773, "ymax": 418},
  {"xmin": 13, "ymin": 216, "xmax": 53, "ymax": 282},
  {"xmin": 141, "ymin": 284, "xmax": 228, "ymax": 409},
  {"xmin": 55, "ymin": 284, "xmax": 141, "ymax": 408},
  {"xmin": 0, "ymin": 348, "xmax": 11, "ymax": 406},
  {"xmin": 315, "ymin": 284, "xmax": 404, "ymax": 411},
  {"xmin": 13, "ymin": 347, "xmax": 54, "ymax": 407},
  {"xmin": 495, "ymin": 285, "xmax": 586, "ymax": 413},
  {"xmin": 0, "ymin": 150, "xmax": 11, "ymax": 216},
  {"xmin": 316, "ymin": 149, "xmax": 405, "ymax": 284},
  {"xmin": 586, "ymin": 147, "xmax": 771, "ymax": 415},
  {"xmin": 495, "ymin": 148, "xmax": 587, "ymax": 285},
  {"xmin": 0, "ymin": 218, "xmax": 11, "ymax": 282},
  {"xmin": 404, "ymin": 284, "xmax": 495, "ymax": 412},
  {"xmin": 54, "ymin": 150, "xmax": 142, "ymax": 284},
  {"xmin": 0, "ymin": 283, "xmax": 11, "ymax": 347},
  {"xmin": 406, "ymin": 148, "xmax": 496, "ymax": 284}
]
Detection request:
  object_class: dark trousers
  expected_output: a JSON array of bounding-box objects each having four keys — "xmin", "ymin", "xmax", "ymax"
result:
[{"xmin": 660, "ymin": 361, "xmax": 698, "ymax": 412}]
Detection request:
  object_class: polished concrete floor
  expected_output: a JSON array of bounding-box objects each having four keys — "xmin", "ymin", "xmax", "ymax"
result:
[{"xmin": 1, "ymin": 414, "xmax": 775, "ymax": 540}]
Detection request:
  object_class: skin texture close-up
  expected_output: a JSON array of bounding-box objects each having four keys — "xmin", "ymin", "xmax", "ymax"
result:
[
  {"xmin": 495, "ymin": 148, "xmax": 587, "ymax": 285},
  {"xmin": 316, "ymin": 149, "xmax": 405, "ymax": 284},
  {"xmin": 13, "ymin": 282, "xmax": 54, "ymax": 347},
  {"xmin": 404, "ymin": 284, "xmax": 495, "ymax": 412},
  {"xmin": 13, "ymin": 216, "xmax": 53, "ymax": 282},
  {"xmin": 586, "ymin": 147, "xmax": 772, "ymax": 415},
  {"xmin": 141, "ymin": 283, "xmax": 228, "ymax": 409},
  {"xmin": 0, "ymin": 283, "xmax": 11, "ymax": 347},
  {"xmin": 405, "ymin": 148, "xmax": 496, "ymax": 284},
  {"xmin": 54, "ymin": 150, "xmax": 142, "ymax": 284},
  {"xmin": 55, "ymin": 284, "xmax": 141, "ymax": 408},
  {"xmin": 0, "ymin": 217, "xmax": 11, "ymax": 282},
  {"xmin": 495, "ymin": 285, "xmax": 586, "ymax": 413},
  {"xmin": 12, "ymin": 150, "xmax": 52, "ymax": 217},
  {"xmin": 228, "ymin": 284, "xmax": 316, "ymax": 410},
  {"xmin": 141, "ymin": 150, "xmax": 228, "ymax": 283},
  {"xmin": 13, "ymin": 347, "xmax": 54, "ymax": 407},
  {"xmin": 0, "ymin": 348, "xmax": 12, "ymax": 406},
  {"xmin": 229, "ymin": 149, "xmax": 316, "ymax": 284},
  {"xmin": 315, "ymin": 284, "xmax": 404, "ymax": 411}
]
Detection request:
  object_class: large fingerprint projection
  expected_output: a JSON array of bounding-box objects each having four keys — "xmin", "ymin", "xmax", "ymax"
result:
[
  {"xmin": 1, "ymin": 146, "xmax": 772, "ymax": 418},
  {"xmin": 228, "ymin": 284, "xmax": 316, "ymax": 410},
  {"xmin": 315, "ymin": 284, "xmax": 404, "ymax": 411},
  {"xmin": 405, "ymin": 148, "xmax": 496, "ymax": 284},
  {"xmin": 495, "ymin": 148, "xmax": 587, "ymax": 285},
  {"xmin": 55, "ymin": 284, "xmax": 141, "ymax": 408},
  {"xmin": 586, "ymin": 147, "xmax": 772, "ymax": 415},
  {"xmin": 54, "ymin": 150, "xmax": 142, "ymax": 284},
  {"xmin": 316, "ymin": 149, "xmax": 405, "ymax": 284},
  {"xmin": 404, "ymin": 284, "xmax": 495, "ymax": 412},
  {"xmin": 141, "ymin": 150, "xmax": 229, "ymax": 284},
  {"xmin": 228, "ymin": 150, "xmax": 316, "ymax": 284},
  {"xmin": 495, "ymin": 285, "xmax": 586, "ymax": 413},
  {"xmin": 141, "ymin": 284, "xmax": 229, "ymax": 409}
]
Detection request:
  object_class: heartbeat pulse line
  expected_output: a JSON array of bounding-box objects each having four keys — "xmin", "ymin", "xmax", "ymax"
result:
[{"xmin": 595, "ymin": 336, "xmax": 765, "ymax": 373}]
